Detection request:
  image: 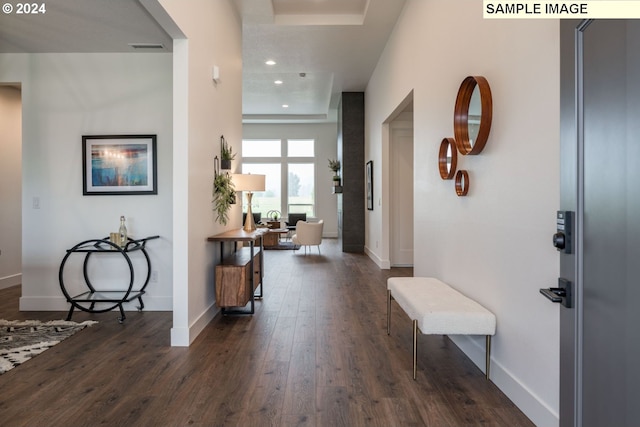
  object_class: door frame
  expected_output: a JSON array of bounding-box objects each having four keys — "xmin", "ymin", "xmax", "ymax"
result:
[
  {"xmin": 380, "ymin": 91, "xmax": 413, "ymax": 269},
  {"xmin": 559, "ymin": 19, "xmax": 625, "ymax": 427},
  {"xmin": 389, "ymin": 124, "xmax": 413, "ymax": 267}
]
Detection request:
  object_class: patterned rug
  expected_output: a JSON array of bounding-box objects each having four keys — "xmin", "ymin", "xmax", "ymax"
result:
[{"xmin": 0, "ymin": 319, "xmax": 97, "ymax": 374}]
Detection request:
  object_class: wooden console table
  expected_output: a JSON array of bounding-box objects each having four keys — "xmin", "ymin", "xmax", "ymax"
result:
[{"xmin": 207, "ymin": 229, "xmax": 265, "ymax": 315}]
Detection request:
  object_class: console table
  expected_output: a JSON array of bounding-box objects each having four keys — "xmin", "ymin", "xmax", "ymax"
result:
[
  {"xmin": 207, "ymin": 229, "xmax": 265, "ymax": 315},
  {"xmin": 263, "ymin": 228, "xmax": 288, "ymax": 248},
  {"xmin": 58, "ymin": 235, "xmax": 160, "ymax": 323}
]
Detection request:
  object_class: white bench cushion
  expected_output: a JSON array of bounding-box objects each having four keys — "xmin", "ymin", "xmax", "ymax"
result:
[{"xmin": 387, "ymin": 277, "xmax": 496, "ymax": 336}]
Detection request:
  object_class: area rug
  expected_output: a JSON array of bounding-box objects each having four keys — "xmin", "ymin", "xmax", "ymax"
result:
[
  {"xmin": 264, "ymin": 242, "xmax": 301, "ymax": 250},
  {"xmin": 0, "ymin": 319, "xmax": 97, "ymax": 374}
]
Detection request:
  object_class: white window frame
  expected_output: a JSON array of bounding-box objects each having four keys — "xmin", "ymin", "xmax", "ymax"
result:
[{"xmin": 242, "ymin": 138, "xmax": 316, "ymax": 218}]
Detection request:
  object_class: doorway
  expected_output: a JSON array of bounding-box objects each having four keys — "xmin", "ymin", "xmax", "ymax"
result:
[
  {"xmin": 387, "ymin": 98, "xmax": 414, "ymax": 268},
  {"xmin": 0, "ymin": 84, "xmax": 22, "ymax": 289},
  {"xmin": 559, "ymin": 19, "xmax": 640, "ymax": 427},
  {"xmin": 389, "ymin": 122, "xmax": 413, "ymax": 267}
]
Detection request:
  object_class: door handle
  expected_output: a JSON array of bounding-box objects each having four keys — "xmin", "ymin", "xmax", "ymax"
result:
[
  {"xmin": 540, "ymin": 287, "xmax": 565, "ymax": 302},
  {"xmin": 540, "ymin": 278, "xmax": 572, "ymax": 308}
]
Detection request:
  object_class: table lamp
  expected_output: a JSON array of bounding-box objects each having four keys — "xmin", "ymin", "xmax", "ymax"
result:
[{"xmin": 231, "ymin": 173, "xmax": 266, "ymax": 231}]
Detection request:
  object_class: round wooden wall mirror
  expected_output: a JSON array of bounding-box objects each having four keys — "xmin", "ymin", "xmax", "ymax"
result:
[
  {"xmin": 455, "ymin": 170, "xmax": 469, "ymax": 196},
  {"xmin": 453, "ymin": 76, "xmax": 492, "ymax": 155},
  {"xmin": 438, "ymin": 138, "xmax": 457, "ymax": 180}
]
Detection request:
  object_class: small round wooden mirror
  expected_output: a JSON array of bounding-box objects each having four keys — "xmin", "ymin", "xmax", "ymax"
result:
[
  {"xmin": 454, "ymin": 76, "xmax": 492, "ymax": 155},
  {"xmin": 438, "ymin": 138, "xmax": 457, "ymax": 180},
  {"xmin": 455, "ymin": 170, "xmax": 469, "ymax": 196}
]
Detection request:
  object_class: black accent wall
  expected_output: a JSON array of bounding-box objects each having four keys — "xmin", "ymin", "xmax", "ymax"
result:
[{"xmin": 337, "ymin": 92, "xmax": 365, "ymax": 253}]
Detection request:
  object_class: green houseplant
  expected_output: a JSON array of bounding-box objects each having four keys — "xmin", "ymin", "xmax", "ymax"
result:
[
  {"xmin": 220, "ymin": 135, "xmax": 236, "ymax": 170},
  {"xmin": 213, "ymin": 172, "xmax": 235, "ymax": 225},
  {"xmin": 328, "ymin": 159, "xmax": 341, "ymax": 174},
  {"xmin": 267, "ymin": 210, "xmax": 281, "ymax": 221},
  {"xmin": 328, "ymin": 159, "xmax": 341, "ymax": 185}
]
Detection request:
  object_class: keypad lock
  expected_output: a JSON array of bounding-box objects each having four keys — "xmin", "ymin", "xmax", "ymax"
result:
[{"xmin": 553, "ymin": 211, "xmax": 573, "ymax": 254}]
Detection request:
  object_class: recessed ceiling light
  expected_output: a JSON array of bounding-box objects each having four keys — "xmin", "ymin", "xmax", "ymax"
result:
[
  {"xmin": 265, "ymin": 60, "xmax": 276, "ymax": 66},
  {"xmin": 282, "ymin": 104, "xmax": 289, "ymax": 108},
  {"xmin": 274, "ymin": 80, "xmax": 283, "ymax": 85}
]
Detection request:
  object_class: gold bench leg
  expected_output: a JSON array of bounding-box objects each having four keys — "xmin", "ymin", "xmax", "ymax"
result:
[
  {"xmin": 387, "ymin": 290, "xmax": 392, "ymax": 335},
  {"xmin": 486, "ymin": 335, "xmax": 492, "ymax": 380},
  {"xmin": 413, "ymin": 319, "xmax": 418, "ymax": 380}
]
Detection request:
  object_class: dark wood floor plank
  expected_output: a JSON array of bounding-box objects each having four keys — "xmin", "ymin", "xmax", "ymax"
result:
[
  {"xmin": 316, "ymin": 386, "xmax": 350, "ymax": 427},
  {"xmin": 0, "ymin": 239, "xmax": 535, "ymax": 427},
  {"xmin": 238, "ymin": 359, "xmax": 290, "ymax": 426},
  {"xmin": 283, "ymin": 339, "xmax": 316, "ymax": 415}
]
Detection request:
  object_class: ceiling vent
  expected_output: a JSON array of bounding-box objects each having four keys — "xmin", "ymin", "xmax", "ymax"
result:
[{"xmin": 128, "ymin": 43, "xmax": 165, "ymax": 50}]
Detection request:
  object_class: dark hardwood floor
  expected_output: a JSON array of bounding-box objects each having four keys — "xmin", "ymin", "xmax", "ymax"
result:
[{"xmin": 0, "ymin": 239, "xmax": 534, "ymax": 427}]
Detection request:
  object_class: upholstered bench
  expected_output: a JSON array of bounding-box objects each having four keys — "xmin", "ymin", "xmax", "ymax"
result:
[{"xmin": 386, "ymin": 277, "xmax": 496, "ymax": 380}]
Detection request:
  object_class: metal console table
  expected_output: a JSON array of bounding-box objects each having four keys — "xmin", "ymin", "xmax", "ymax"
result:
[{"xmin": 58, "ymin": 235, "xmax": 159, "ymax": 322}]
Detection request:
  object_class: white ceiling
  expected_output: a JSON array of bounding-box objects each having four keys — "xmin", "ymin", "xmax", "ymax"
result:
[
  {"xmin": 0, "ymin": 0, "xmax": 407, "ymax": 123},
  {"xmin": 0, "ymin": 0, "xmax": 173, "ymax": 53},
  {"xmin": 238, "ymin": 0, "xmax": 406, "ymax": 122}
]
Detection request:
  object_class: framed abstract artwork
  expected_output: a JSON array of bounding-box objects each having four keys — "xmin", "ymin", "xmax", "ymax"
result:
[
  {"xmin": 366, "ymin": 160, "xmax": 373, "ymax": 210},
  {"xmin": 82, "ymin": 135, "xmax": 157, "ymax": 195}
]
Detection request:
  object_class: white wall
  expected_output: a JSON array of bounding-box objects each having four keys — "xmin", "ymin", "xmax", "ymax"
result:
[
  {"xmin": 0, "ymin": 86, "xmax": 22, "ymax": 289},
  {"xmin": 365, "ymin": 1, "xmax": 560, "ymax": 426},
  {"xmin": 0, "ymin": 53, "xmax": 174, "ymax": 311},
  {"xmin": 160, "ymin": 0, "xmax": 243, "ymax": 346},
  {"xmin": 242, "ymin": 122, "xmax": 339, "ymax": 237}
]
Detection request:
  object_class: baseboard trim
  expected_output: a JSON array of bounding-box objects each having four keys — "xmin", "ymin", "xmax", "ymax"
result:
[
  {"xmin": 364, "ymin": 246, "xmax": 391, "ymax": 269},
  {"xmin": 171, "ymin": 301, "xmax": 219, "ymax": 347},
  {"xmin": 449, "ymin": 335, "xmax": 559, "ymax": 427},
  {"xmin": 0, "ymin": 273, "xmax": 21, "ymax": 290},
  {"xmin": 19, "ymin": 295, "xmax": 173, "ymax": 311}
]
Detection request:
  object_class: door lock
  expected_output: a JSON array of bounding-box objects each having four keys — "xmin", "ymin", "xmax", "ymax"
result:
[
  {"xmin": 553, "ymin": 211, "xmax": 573, "ymax": 254},
  {"xmin": 553, "ymin": 232, "xmax": 566, "ymax": 250}
]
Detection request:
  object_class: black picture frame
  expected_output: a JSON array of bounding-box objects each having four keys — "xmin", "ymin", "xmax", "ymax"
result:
[
  {"xmin": 82, "ymin": 134, "xmax": 158, "ymax": 195},
  {"xmin": 366, "ymin": 160, "xmax": 373, "ymax": 210}
]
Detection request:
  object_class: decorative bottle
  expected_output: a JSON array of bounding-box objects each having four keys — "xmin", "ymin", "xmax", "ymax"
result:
[{"xmin": 119, "ymin": 216, "xmax": 128, "ymax": 248}]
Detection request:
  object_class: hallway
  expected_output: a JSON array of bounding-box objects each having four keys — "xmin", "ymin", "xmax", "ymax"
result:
[{"xmin": 0, "ymin": 239, "xmax": 533, "ymax": 426}]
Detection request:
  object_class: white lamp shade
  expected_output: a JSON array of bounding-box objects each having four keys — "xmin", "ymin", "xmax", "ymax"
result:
[{"xmin": 231, "ymin": 174, "xmax": 265, "ymax": 192}]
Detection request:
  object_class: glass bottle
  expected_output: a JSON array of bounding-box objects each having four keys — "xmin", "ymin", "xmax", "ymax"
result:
[{"xmin": 119, "ymin": 216, "xmax": 128, "ymax": 248}]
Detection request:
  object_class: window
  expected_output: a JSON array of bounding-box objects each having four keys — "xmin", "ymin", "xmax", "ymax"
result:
[
  {"xmin": 242, "ymin": 139, "xmax": 315, "ymax": 218},
  {"xmin": 288, "ymin": 163, "xmax": 314, "ymax": 216},
  {"xmin": 287, "ymin": 139, "xmax": 314, "ymax": 157},
  {"xmin": 241, "ymin": 163, "xmax": 281, "ymax": 218},
  {"xmin": 242, "ymin": 139, "xmax": 281, "ymax": 157}
]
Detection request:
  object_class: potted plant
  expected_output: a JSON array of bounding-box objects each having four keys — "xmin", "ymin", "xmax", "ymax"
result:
[
  {"xmin": 328, "ymin": 159, "xmax": 341, "ymax": 186},
  {"xmin": 212, "ymin": 172, "xmax": 235, "ymax": 225},
  {"xmin": 328, "ymin": 159, "xmax": 340, "ymax": 173},
  {"xmin": 266, "ymin": 210, "xmax": 281, "ymax": 228},
  {"xmin": 220, "ymin": 135, "xmax": 235, "ymax": 170}
]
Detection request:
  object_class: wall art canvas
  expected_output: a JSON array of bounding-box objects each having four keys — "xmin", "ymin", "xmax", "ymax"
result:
[{"xmin": 82, "ymin": 135, "xmax": 157, "ymax": 195}]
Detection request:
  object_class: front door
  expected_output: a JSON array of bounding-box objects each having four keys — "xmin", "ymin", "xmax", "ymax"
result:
[{"xmin": 559, "ymin": 19, "xmax": 640, "ymax": 427}]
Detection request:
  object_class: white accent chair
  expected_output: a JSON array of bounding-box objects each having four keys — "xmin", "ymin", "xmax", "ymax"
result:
[{"xmin": 291, "ymin": 220, "xmax": 324, "ymax": 254}]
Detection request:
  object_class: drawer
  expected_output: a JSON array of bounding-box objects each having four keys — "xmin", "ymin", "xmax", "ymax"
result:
[{"xmin": 215, "ymin": 251, "xmax": 260, "ymax": 307}]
